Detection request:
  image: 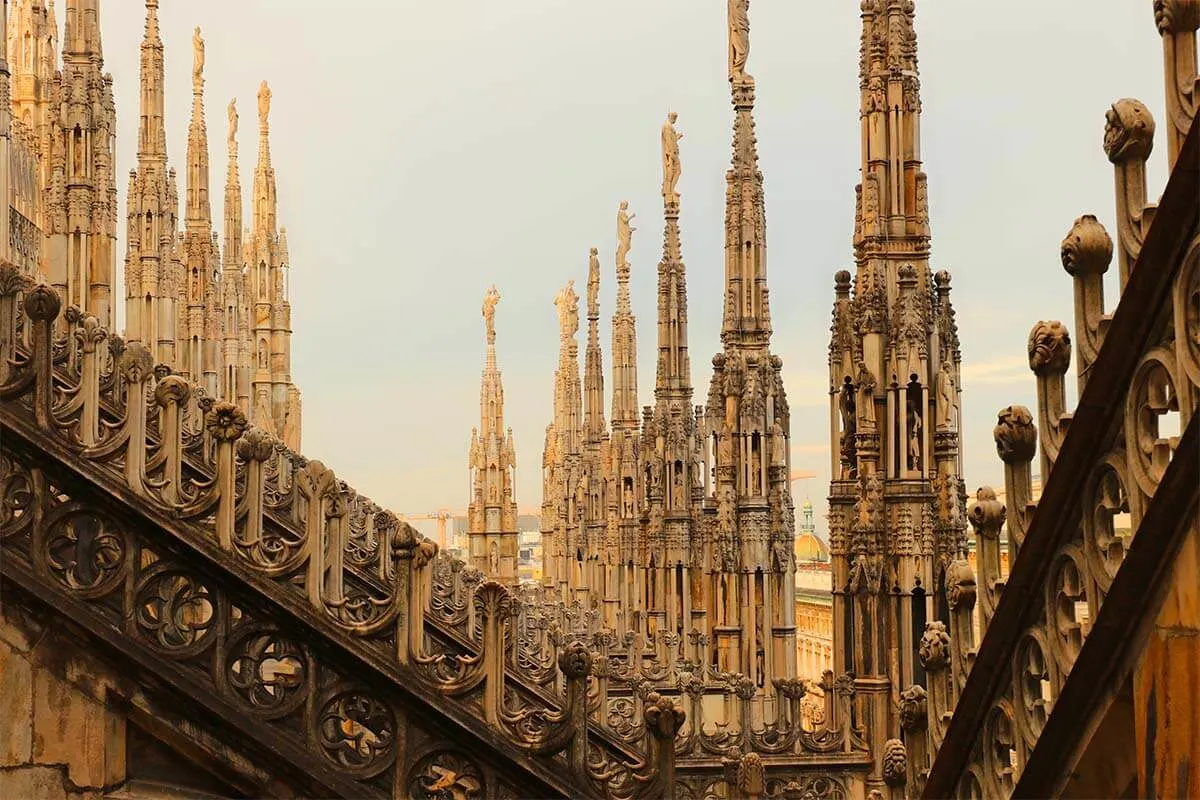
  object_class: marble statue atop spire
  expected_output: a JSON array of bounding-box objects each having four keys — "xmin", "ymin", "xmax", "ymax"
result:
[
  {"xmin": 257, "ymin": 80, "xmax": 272, "ymax": 130},
  {"xmin": 482, "ymin": 284, "xmax": 500, "ymax": 345},
  {"xmin": 192, "ymin": 26, "xmax": 204, "ymax": 92},
  {"xmin": 661, "ymin": 112, "xmax": 682, "ymax": 201},
  {"xmin": 728, "ymin": 0, "xmax": 751, "ymax": 83}
]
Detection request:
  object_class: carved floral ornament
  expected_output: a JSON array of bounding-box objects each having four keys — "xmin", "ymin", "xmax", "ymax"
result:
[
  {"xmin": 994, "ymin": 405, "xmax": 1037, "ymax": 464},
  {"xmin": 1103, "ymin": 99, "xmax": 1156, "ymax": 164},
  {"xmin": 1154, "ymin": 0, "xmax": 1200, "ymax": 33},
  {"xmin": 1060, "ymin": 214, "xmax": 1114, "ymax": 277}
]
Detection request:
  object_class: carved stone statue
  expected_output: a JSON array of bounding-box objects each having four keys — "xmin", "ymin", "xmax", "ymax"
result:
[
  {"xmin": 192, "ymin": 27, "xmax": 205, "ymax": 89},
  {"xmin": 554, "ymin": 281, "xmax": 579, "ymax": 341},
  {"xmin": 728, "ymin": 0, "xmax": 751, "ymax": 82},
  {"xmin": 935, "ymin": 359, "xmax": 957, "ymax": 431},
  {"xmin": 227, "ymin": 99, "xmax": 238, "ymax": 149},
  {"xmin": 856, "ymin": 362, "xmax": 877, "ymax": 427},
  {"xmin": 616, "ymin": 201, "xmax": 636, "ymax": 268},
  {"xmin": 587, "ymin": 248, "xmax": 600, "ymax": 313},
  {"xmin": 907, "ymin": 408, "xmax": 922, "ymax": 470},
  {"xmin": 257, "ymin": 81, "xmax": 272, "ymax": 128},
  {"xmin": 661, "ymin": 112, "xmax": 683, "ymax": 200},
  {"xmin": 482, "ymin": 285, "xmax": 500, "ymax": 344}
]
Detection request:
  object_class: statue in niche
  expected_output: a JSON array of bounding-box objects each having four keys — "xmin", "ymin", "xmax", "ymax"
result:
[
  {"xmin": 728, "ymin": 0, "xmax": 751, "ymax": 82},
  {"xmin": 935, "ymin": 359, "xmax": 957, "ymax": 431},
  {"xmin": 257, "ymin": 81, "xmax": 271, "ymax": 127},
  {"xmin": 661, "ymin": 112, "xmax": 683, "ymax": 200},
  {"xmin": 622, "ymin": 482, "xmax": 634, "ymax": 518},
  {"xmin": 489, "ymin": 542, "xmax": 499, "ymax": 575},
  {"xmin": 907, "ymin": 407, "xmax": 922, "ymax": 470},
  {"xmin": 482, "ymin": 285, "xmax": 500, "ymax": 344},
  {"xmin": 718, "ymin": 421, "xmax": 734, "ymax": 467},
  {"xmin": 856, "ymin": 361, "xmax": 877, "ymax": 427},
  {"xmin": 192, "ymin": 27, "xmax": 204, "ymax": 87},
  {"xmin": 227, "ymin": 99, "xmax": 238, "ymax": 148},
  {"xmin": 770, "ymin": 421, "xmax": 787, "ymax": 467},
  {"xmin": 674, "ymin": 469, "xmax": 684, "ymax": 508},
  {"xmin": 616, "ymin": 201, "xmax": 636, "ymax": 268},
  {"xmin": 751, "ymin": 440, "xmax": 762, "ymax": 495}
]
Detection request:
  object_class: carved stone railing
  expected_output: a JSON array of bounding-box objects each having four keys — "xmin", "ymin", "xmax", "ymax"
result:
[
  {"xmin": 921, "ymin": 8, "xmax": 1200, "ymax": 795},
  {"xmin": 0, "ymin": 274, "xmax": 684, "ymax": 799}
]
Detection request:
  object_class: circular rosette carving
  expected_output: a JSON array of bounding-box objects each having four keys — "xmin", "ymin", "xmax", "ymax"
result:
[
  {"xmin": 39, "ymin": 505, "xmax": 127, "ymax": 599},
  {"xmin": 206, "ymin": 402, "xmax": 247, "ymax": 443},
  {"xmin": 1, "ymin": 453, "xmax": 36, "ymax": 540},
  {"xmin": 1027, "ymin": 320, "xmax": 1071, "ymax": 376},
  {"xmin": 224, "ymin": 627, "xmax": 308, "ymax": 719},
  {"xmin": 1046, "ymin": 545, "xmax": 1087, "ymax": 675},
  {"xmin": 1123, "ymin": 350, "xmax": 1180, "ymax": 500},
  {"xmin": 1060, "ymin": 215, "xmax": 1113, "ymax": 276},
  {"xmin": 1174, "ymin": 238, "xmax": 1200, "ymax": 387},
  {"xmin": 134, "ymin": 564, "xmax": 219, "ymax": 657},
  {"xmin": 408, "ymin": 750, "xmax": 483, "ymax": 800},
  {"xmin": 1103, "ymin": 100, "xmax": 1155, "ymax": 164},
  {"xmin": 993, "ymin": 405, "xmax": 1037, "ymax": 464},
  {"xmin": 316, "ymin": 689, "xmax": 396, "ymax": 777},
  {"xmin": 918, "ymin": 621, "xmax": 950, "ymax": 670},
  {"xmin": 1013, "ymin": 630, "xmax": 1051, "ymax": 748}
]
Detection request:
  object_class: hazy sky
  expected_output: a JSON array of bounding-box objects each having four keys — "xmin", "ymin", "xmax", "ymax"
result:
[{"xmin": 90, "ymin": 1, "xmax": 1167, "ymax": 536}]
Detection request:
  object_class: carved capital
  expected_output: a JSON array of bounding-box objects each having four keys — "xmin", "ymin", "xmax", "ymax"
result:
[
  {"xmin": 206, "ymin": 402, "xmax": 248, "ymax": 442},
  {"xmin": 994, "ymin": 405, "xmax": 1037, "ymax": 464},
  {"xmin": 1154, "ymin": 0, "xmax": 1200, "ymax": 33},
  {"xmin": 1060, "ymin": 215, "xmax": 1113, "ymax": 276},
  {"xmin": 119, "ymin": 343, "xmax": 155, "ymax": 385},
  {"xmin": 1027, "ymin": 320, "xmax": 1072, "ymax": 376}
]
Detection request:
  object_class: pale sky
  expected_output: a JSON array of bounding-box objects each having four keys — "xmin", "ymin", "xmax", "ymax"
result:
[{"xmin": 91, "ymin": 1, "xmax": 1167, "ymax": 537}]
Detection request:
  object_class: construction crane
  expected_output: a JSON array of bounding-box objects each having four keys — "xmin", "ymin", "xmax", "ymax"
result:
[{"xmin": 396, "ymin": 508, "xmax": 455, "ymax": 548}]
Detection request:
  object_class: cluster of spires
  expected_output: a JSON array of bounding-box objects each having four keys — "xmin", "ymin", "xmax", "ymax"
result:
[
  {"xmin": 471, "ymin": 1, "xmax": 800, "ymax": 692},
  {"xmin": 3, "ymin": 0, "xmax": 301, "ymax": 448}
]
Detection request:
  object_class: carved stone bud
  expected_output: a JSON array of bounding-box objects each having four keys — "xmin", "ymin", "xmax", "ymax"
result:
[
  {"xmin": 235, "ymin": 427, "xmax": 275, "ymax": 462},
  {"xmin": 119, "ymin": 343, "xmax": 155, "ymax": 384},
  {"xmin": 153, "ymin": 375, "xmax": 191, "ymax": 407},
  {"xmin": 994, "ymin": 405, "xmax": 1037, "ymax": 464},
  {"xmin": 918, "ymin": 621, "xmax": 951, "ymax": 670},
  {"xmin": 0, "ymin": 265, "xmax": 31, "ymax": 296},
  {"xmin": 558, "ymin": 639, "xmax": 593, "ymax": 679},
  {"xmin": 773, "ymin": 676, "xmax": 807, "ymax": 701},
  {"xmin": 945, "ymin": 559, "xmax": 977, "ymax": 611},
  {"xmin": 22, "ymin": 285, "xmax": 61, "ymax": 321},
  {"xmin": 882, "ymin": 739, "xmax": 908, "ymax": 786},
  {"xmin": 153, "ymin": 363, "xmax": 172, "ymax": 382},
  {"xmin": 834, "ymin": 269, "xmax": 852, "ymax": 293},
  {"xmin": 473, "ymin": 579, "xmax": 516, "ymax": 620},
  {"xmin": 63, "ymin": 305, "xmax": 82, "ymax": 325},
  {"xmin": 643, "ymin": 691, "xmax": 686, "ymax": 741},
  {"xmin": 898, "ymin": 684, "xmax": 928, "ymax": 731},
  {"xmin": 934, "ymin": 269, "xmax": 953, "ymax": 292},
  {"xmin": 206, "ymin": 402, "xmax": 247, "ymax": 442},
  {"xmin": 968, "ymin": 486, "xmax": 1006, "ymax": 539},
  {"xmin": 1060, "ymin": 215, "xmax": 1113, "ymax": 276},
  {"xmin": 1027, "ymin": 320, "xmax": 1072, "ymax": 376},
  {"xmin": 107, "ymin": 334, "xmax": 126, "ymax": 362},
  {"xmin": 1103, "ymin": 99, "xmax": 1156, "ymax": 163},
  {"xmin": 414, "ymin": 539, "xmax": 439, "ymax": 570},
  {"xmin": 1154, "ymin": 0, "xmax": 1200, "ymax": 34},
  {"xmin": 737, "ymin": 752, "xmax": 766, "ymax": 797},
  {"xmin": 74, "ymin": 316, "xmax": 107, "ymax": 353},
  {"xmin": 834, "ymin": 673, "xmax": 857, "ymax": 699}
]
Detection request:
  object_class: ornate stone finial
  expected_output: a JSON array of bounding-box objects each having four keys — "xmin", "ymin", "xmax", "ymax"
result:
[
  {"xmin": 482, "ymin": 285, "xmax": 500, "ymax": 345},
  {"xmin": 227, "ymin": 99, "xmax": 238, "ymax": 149},
  {"xmin": 1154, "ymin": 0, "xmax": 1200, "ymax": 34},
  {"xmin": 257, "ymin": 81, "xmax": 272, "ymax": 129},
  {"xmin": 728, "ymin": 0, "xmax": 752, "ymax": 83},
  {"xmin": 554, "ymin": 281, "xmax": 579, "ymax": 342},
  {"xmin": 898, "ymin": 684, "xmax": 928, "ymax": 732},
  {"xmin": 207, "ymin": 402, "xmax": 248, "ymax": 443},
  {"xmin": 883, "ymin": 739, "xmax": 908, "ymax": 786},
  {"xmin": 945, "ymin": 560, "xmax": 977, "ymax": 611},
  {"xmin": 1028, "ymin": 320, "xmax": 1072, "ymax": 376},
  {"xmin": 153, "ymin": 375, "xmax": 191, "ymax": 407},
  {"xmin": 22, "ymin": 285, "xmax": 61, "ymax": 321},
  {"xmin": 1060, "ymin": 214, "xmax": 1113, "ymax": 277},
  {"xmin": 968, "ymin": 486, "xmax": 1006, "ymax": 538},
  {"xmin": 1103, "ymin": 99, "xmax": 1155, "ymax": 163},
  {"xmin": 661, "ymin": 112, "xmax": 683, "ymax": 201},
  {"xmin": 643, "ymin": 692, "xmax": 686, "ymax": 740},
  {"xmin": 917, "ymin": 620, "xmax": 950, "ymax": 670},
  {"xmin": 834, "ymin": 269, "xmax": 852, "ymax": 294},
  {"xmin": 558, "ymin": 640, "xmax": 593, "ymax": 679},
  {"xmin": 192, "ymin": 27, "xmax": 205, "ymax": 92},
  {"xmin": 236, "ymin": 427, "xmax": 277, "ymax": 462},
  {"xmin": 993, "ymin": 405, "xmax": 1037, "ymax": 464}
]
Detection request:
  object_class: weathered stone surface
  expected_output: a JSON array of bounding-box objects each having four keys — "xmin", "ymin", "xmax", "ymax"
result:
[
  {"xmin": 32, "ymin": 662, "xmax": 117, "ymax": 789},
  {"xmin": 0, "ymin": 634, "xmax": 34, "ymax": 766},
  {"xmin": 0, "ymin": 764, "xmax": 69, "ymax": 800}
]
